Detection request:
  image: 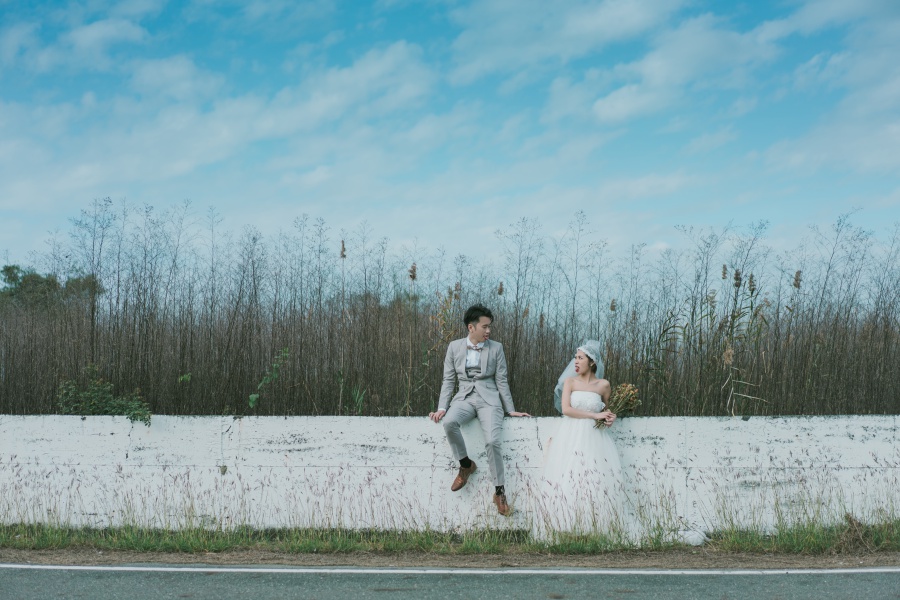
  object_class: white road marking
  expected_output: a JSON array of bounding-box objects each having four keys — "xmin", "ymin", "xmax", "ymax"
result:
[{"xmin": 1, "ymin": 564, "xmax": 899, "ymax": 575}]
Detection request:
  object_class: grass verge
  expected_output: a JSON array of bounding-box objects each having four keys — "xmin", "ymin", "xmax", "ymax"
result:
[
  {"xmin": 2, "ymin": 517, "xmax": 899, "ymax": 555},
  {"xmin": 711, "ymin": 514, "xmax": 900, "ymax": 554}
]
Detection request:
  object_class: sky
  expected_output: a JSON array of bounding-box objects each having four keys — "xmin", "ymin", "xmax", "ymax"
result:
[{"xmin": 1, "ymin": 0, "xmax": 899, "ymax": 267}]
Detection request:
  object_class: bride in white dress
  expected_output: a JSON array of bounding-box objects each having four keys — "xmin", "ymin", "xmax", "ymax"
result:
[{"xmin": 533, "ymin": 340, "xmax": 627, "ymax": 540}]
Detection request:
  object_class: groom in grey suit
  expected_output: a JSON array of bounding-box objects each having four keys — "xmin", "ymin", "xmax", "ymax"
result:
[{"xmin": 429, "ymin": 303, "xmax": 530, "ymax": 515}]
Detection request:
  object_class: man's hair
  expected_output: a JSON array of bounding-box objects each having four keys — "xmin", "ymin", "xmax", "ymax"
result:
[{"xmin": 464, "ymin": 303, "xmax": 494, "ymax": 327}]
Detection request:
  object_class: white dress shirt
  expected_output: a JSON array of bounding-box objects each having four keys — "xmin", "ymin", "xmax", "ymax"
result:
[{"xmin": 465, "ymin": 337, "xmax": 484, "ymax": 368}]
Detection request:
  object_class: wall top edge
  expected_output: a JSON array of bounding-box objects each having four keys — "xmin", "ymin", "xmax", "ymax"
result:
[{"xmin": 0, "ymin": 413, "xmax": 895, "ymax": 422}]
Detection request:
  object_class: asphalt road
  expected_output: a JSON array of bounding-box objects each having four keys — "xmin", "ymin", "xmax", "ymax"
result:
[{"xmin": 2, "ymin": 565, "xmax": 899, "ymax": 600}]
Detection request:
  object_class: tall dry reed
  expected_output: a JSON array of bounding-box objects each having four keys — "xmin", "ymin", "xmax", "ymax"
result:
[{"xmin": 1, "ymin": 200, "xmax": 898, "ymax": 416}]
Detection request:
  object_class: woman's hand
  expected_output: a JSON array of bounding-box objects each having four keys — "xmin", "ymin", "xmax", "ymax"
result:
[{"xmin": 597, "ymin": 410, "xmax": 616, "ymax": 426}]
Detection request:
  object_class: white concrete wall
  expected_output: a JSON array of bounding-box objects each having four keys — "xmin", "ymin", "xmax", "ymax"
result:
[{"xmin": 0, "ymin": 415, "xmax": 897, "ymax": 538}]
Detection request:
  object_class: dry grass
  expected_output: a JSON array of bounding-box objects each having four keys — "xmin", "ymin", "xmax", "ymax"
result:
[{"xmin": 1, "ymin": 200, "xmax": 898, "ymax": 417}]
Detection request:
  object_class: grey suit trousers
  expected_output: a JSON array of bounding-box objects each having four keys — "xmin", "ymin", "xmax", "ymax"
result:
[{"xmin": 442, "ymin": 391, "xmax": 505, "ymax": 486}]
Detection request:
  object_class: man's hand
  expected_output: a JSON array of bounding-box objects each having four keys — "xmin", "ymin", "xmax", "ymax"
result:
[
  {"xmin": 429, "ymin": 410, "xmax": 446, "ymax": 423},
  {"xmin": 507, "ymin": 411, "xmax": 531, "ymax": 417}
]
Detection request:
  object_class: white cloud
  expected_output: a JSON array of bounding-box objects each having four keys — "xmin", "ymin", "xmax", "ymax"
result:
[
  {"xmin": 58, "ymin": 18, "xmax": 147, "ymax": 65},
  {"xmin": 109, "ymin": 0, "xmax": 168, "ymax": 19},
  {"xmin": 262, "ymin": 41, "xmax": 434, "ymax": 133},
  {"xmin": 395, "ymin": 105, "xmax": 479, "ymax": 148},
  {"xmin": 449, "ymin": 0, "xmax": 684, "ymax": 84},
  {"xmin": 281, "ymin": 165, "xmax": 332, "ymax": 188},
  {"xmin": 589, "ymin": 14, "xmax": 780, "ymax": 122},
  {"xmin": 592, "ymin": 83, "xmax": 673, "ymax": 123},
  {"xmin": 0, "ymin": 40, "xmax": 436, "ymax": 213},
  {"xmin": 3, "ymin": 18, "xmax": 149, "ymax": 72},
  {"xmin": 0, "ymin": 22, "xmax": 38, "ymax": 66},
  {"xmin": 871, "ymin": 186, "xmax": 900, "ymax": 210},
  {"xmin": 542, "ymin": 71, "xmax": 609, "ymax": 123},
  {"xmin": 639, "ymin": 15, "xmax": 779, "ymax": 86},
  {"xmin": 684, "ymin": 126, "xmax": 737, "ymax": 154},
  {"xmin": 765, "ymin": 11, "xmax": 900, "ymax": 174},
  {"xmin": 791, "ymin": 52, "xmax": 848, "ymax": 90},
  {"xmin": 3, "ymin": 0, "xmax": 897, "ymax": 268},
  {"xmin": 767, "ymin": 116, "xmax": 900, "ymax": 174},
  {"xmin": 184, "ymin": 0, "xmax": 336, "ymax": 35},
  {"xmin": 595, "ymin": 171, "xmax": 695, "ymax": 201},
  {"xmin": 727, "ymin": 96, "xmax": 758, "ymax": 117},
  {"xmin": 131, "ymin": 56, "xmax": 224, "ymax": 101},
  {"xmin": 788, "ymin": 0, "xmax": 894, "ymax": 32},
  {"xmin": 757, "ymin": 0, "xmax": 898, "ymax": 42},
  {"xmin": 240, "ymin": 0, "xmax": 334, "ymax": 22}
]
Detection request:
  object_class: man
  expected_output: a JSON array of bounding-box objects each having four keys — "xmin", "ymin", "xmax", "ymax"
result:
[{"xmin": 429, "ymin": 303, "xmax": 530, "ymax": 515}]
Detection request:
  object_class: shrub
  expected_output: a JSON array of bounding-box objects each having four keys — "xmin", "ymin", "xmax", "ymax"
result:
[{"xmin": 57, "ymin": 365, "xmax": 152, "ymax": 426}]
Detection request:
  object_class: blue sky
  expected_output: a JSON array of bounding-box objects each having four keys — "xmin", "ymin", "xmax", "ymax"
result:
[{"xmin": 1, "ymin": 0, "xmax": 899, "ymax": 266}]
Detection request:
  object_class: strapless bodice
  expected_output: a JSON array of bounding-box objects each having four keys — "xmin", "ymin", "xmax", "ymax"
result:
[{"xmin": 569, "ymin": 390, "xmax": 605, "ymax": 412}]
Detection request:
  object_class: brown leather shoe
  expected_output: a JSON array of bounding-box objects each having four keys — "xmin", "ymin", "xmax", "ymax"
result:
[
  {"xmin": 450, "ymin": 462, "xmax": 476, "ymax": 492},
  {"xmin": 493, "ymin": 493, "xmax": 511, "ymax": 516}
]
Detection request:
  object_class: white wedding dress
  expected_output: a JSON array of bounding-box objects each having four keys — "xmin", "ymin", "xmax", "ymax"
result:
[{"xmin": 533, "ymin": 390, "xmax": 627, "ymax": 540}]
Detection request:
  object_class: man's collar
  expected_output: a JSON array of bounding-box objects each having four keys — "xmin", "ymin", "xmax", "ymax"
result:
[{"xmin": 466, "ymin": 337, "xmax": 485, "ymax": 348}]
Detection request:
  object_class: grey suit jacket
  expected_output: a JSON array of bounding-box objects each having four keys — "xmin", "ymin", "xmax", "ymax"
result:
[{"xmin": 437, "ymin": 338, "xmax": 516, "ymax": 414}]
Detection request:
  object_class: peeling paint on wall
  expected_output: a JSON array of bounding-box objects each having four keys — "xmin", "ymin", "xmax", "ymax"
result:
[{"xmin": 0, "ymin": 415, "xmax": 896, "ymax": 534}]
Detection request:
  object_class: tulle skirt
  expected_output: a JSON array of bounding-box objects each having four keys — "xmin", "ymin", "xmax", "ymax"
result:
[{"xmin": 532, "ymin": 416, "xmax": 627, "ymax": 541}]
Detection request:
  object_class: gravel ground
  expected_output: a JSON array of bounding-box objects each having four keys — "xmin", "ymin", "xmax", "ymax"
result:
[{"xmin": 3, "ymin": 548, "xmax": 899, "ymax": 569}]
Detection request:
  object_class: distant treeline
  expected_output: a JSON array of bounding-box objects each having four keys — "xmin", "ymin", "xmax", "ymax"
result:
[{"xmin": 1, "ymin": 198, "xmax": 898, "ymax": 416}]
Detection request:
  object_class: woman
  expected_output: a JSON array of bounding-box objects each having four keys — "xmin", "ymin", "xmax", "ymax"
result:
[{"xmin": 533, "ymin": 340, "xmax": 627, "ymax": 539}]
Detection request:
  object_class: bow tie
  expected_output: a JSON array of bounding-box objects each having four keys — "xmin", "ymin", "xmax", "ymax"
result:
[{"xmin": 467, "ymin": 344, "xmax": 483, "ymax": 352}]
